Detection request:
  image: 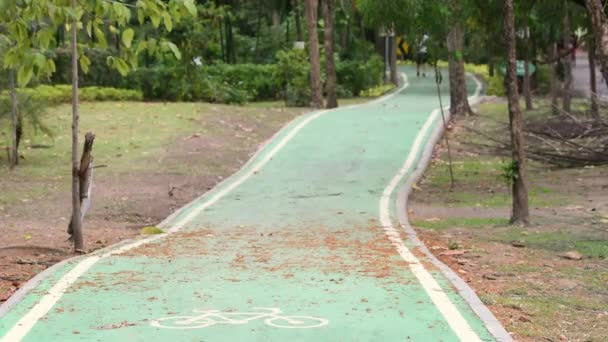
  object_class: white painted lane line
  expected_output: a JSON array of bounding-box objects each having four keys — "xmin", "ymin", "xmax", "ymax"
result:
[
  {"xmin": 379, "ymin": 78, "xmax": 482, "ymax": 341},
  {"xmin": 1, "ymin": 75, "xmax": 411, "ymax": 342}
]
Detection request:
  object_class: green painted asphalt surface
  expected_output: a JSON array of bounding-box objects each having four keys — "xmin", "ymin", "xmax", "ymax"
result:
[{"xmin": 0, "ymin": 67, "xmax": 495, "ymax": 341}]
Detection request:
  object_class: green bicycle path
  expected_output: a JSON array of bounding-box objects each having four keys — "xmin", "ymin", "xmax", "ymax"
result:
[{"xmin": 0, "ymin": 67, "xmax": 497, "ymax": 341}]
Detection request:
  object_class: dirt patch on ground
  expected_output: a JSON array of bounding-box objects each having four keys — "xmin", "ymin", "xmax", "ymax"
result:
[
  {"xmin": 410, "ymin": 98, "xmax": 608, "ymax": 341},
  {"xmin": 0, "ymin": 102, "xmax": 304, "ymax": 302}
]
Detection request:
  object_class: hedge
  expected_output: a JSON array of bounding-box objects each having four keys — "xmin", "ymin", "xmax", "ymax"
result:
[
  {"xmin": 0, "ymin": 85, "xmax": 143, "ymax": 105},
  {"xmin": 126, "ymin": 56, "xmax": 384, "ymax": 105}
]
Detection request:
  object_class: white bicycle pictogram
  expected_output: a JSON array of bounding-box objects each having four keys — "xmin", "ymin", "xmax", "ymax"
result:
[{"xmin": 150, "ymin": 307, "xmax": 329, "ymax": 329}]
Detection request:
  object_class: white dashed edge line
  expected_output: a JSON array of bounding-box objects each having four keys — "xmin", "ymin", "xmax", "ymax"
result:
[{"xmin": 393, "ymin": 72, "xmax": 513, "ymax": 342}]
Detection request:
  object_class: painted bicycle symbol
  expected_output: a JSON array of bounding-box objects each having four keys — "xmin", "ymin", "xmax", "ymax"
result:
[{"xmin": 150, "ymin": 307, "xmax": 329, "ymax": 330}]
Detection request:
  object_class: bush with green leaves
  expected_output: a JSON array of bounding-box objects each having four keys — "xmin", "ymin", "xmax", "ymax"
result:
[
  {"xmin": 0, "ymin": 85, "xmax": 143, "ymax": 106},
  {"xmin": 128, "ymin": 66, "xmax": 252, "ymax": 104},
  {"xmin": 336, "ymin": 55, "xmax": 384, "ymax": 96},
  {"xmin": 273, "ymin": 49, "xmax": 311, "ymax": 106},
  {"xmin": 535, "ymin": 64, "xmax": 551, "ymax": 95},
  {"xmin": 206, "ymin": 63, "xmax": 277, "ymax": 100},
  {"xmin": 50, "ymin": 48, "xmax": 126, "ymax": 88},
  {"xmin": 360, "ymin": 84, "xmax": 396, "ymax": 97},
  {"xmin": 0, "ymin": 92, "xmax": 52, "ymax": 149},
  {"xmin": 487, "ymin": 75, "xmax": 506, "ymax": 96}
]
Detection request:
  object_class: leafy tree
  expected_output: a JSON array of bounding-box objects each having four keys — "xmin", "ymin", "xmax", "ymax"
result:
[
  {"xmin": 0, "ymin": 0, "xmax": 195, "ymax": 251},
  {"xmin": 357, "ymin": 0, "xmax": 418, "ymax": 85}
]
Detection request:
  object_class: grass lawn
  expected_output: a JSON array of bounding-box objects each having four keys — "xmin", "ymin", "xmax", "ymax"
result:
[{"xmin": 0, "ymin": 101, "xmax": 307, "ymax": 207}]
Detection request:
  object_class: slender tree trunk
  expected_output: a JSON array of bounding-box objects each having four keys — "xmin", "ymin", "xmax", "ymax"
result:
[
  {"xmin": 219, "ymin": 19, "xmax": 225, "ymax": 62},
  {"xmin": 523, "ymin": 59, "xmax": 533, "ymax": 110},
  {"xmin": 447, "ymin": 18, "xmax": 468, "ymax": 116},
  {"xmin": 358, "ymin": 12, "xmax": 366, "ymax": 41},
  {"xmin": 8, "ymin": 70, "xmax": 19, "ymax": 169},
  {"xmin": 304, "ymin": 0, "xmax": 324, "ymax": 108},
  {"xmin": 562, "ymin": 7, "xmax": 573, "ymax": 113},
  {"xmin": 586, "ymin": 0, "xmax": 608, "ymax": 89},
  {"xmin": 589, "ymin": 39, "xmax": 601, "ymax": 120},
  {"xmin": 286, "ymin": 12, "xmax": 291, "ymax": 43},
  {"xmin": 272, "ymin": 9, "xmax": 281, "ymax": 27},
  {"xmin": 504, "ymin": 0, "xmax": 530, "ymax": 225},
  {"xmin": 226, "ymin": 16, "xmax": 235, "ymax": 63},
  {"xmin": 434, "ymin": 64, "xmax": 456, "ymax": 190},
  {"xmin": 523, "ymin": 27, "xmax": 533, "ymax": 110},
  {"xmin": 322, "ymin": 0, "xmax": 338, "ymax": 108},
  {"xmin": 255, "ymin": 0, "xmax": 262, "ymax": 58},
  {"xmin": 550, "ymin": 43, "xmax": 561, "ymax": 116},
  {"xmin": 390, "ymin": 33, "xmax": 398, "ymax": 85},
  {"xmin": 293, "ymin": 0, "xmax": 303, "ymax": 41},
  {"xmin": 70, "ymin": 0, "xmax": 84, "ymax": 251},
  {"xmin": 341, "ymin": 17, "xmax": 350, "ymax": 53}
]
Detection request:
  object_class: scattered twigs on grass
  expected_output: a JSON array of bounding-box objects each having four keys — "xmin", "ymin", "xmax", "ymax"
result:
[{"xmin": 462, "ymin": 109, "xmax": 608, "ymax": 168}]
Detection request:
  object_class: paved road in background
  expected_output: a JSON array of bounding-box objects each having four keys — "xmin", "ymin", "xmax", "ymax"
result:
[
  {"xmin": 0, "ymin": 67, "xmax": 504, "ymax": 341},
  {"xmin": 573, "ymin": 50, "xmax": 608, "ymax": 100}
]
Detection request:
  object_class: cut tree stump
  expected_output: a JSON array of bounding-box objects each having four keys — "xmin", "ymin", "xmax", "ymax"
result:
[{"xmin": 68, "ymin": 132, "xmax": 95, "ymax": 241}]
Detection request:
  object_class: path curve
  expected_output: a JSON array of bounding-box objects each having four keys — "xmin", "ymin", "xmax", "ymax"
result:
[{"xmin": 1, "ymin": 67, "xmax": 509, "ymax": 342}]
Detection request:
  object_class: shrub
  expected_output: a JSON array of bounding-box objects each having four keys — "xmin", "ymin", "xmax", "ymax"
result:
[
  {"xmin": 50, "ymin": 48, "xmax": 126, "ymax": 88},
  {"xmin": 128, "ymin": 66, "xmax": 253, "ymax": 104},
  {"xmin": 1, "ymin": 85, "xmax": 142, "ymax": 106},
  {"xmin": 535, "ymin": 64, "xmax": 551, "ymax": 95},
  {"xmin": 206, "ymin": 63, "xmax": 277, "ymax": 100},
  {"xmin": 461, "ymin": 62, "xmax": 506, "ymax": 97},
  {"xmin": 274, "ymin": 49, "xmax": 311, "ymax": 106},
  {"xmin": 360, "ymin": 84, "xmax": 396, "ymax": 97},
  {"xmin": 487, "ymin": 75, "xmax": 506, "ymax": 96},
  {"xmin": 336, "ymin": 55, "xmax": 384, "ymax": 96}
]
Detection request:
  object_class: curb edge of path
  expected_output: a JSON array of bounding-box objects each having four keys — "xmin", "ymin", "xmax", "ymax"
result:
[{"xmin": 395, "ymin": 73, "xmax": 514, "ymax": 342}]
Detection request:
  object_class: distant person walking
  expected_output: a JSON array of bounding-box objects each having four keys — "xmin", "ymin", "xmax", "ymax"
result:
[{"xmin": 416, "ymin": 34, "xmax": 429, "ymax": 77}]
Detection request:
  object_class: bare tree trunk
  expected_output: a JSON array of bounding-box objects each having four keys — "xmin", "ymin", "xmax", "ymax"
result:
[
  {"xmin": 562, "ymin": 7, "xmax": 573, "ymax": 113},
  {"xmin": 293, "ymin": 0, "xmax": 303, "ymax": 41},
  {"xmin": 389, "ymin": 33, "xmax": 398, "ymax": 85},
  {"xmin": 523, "ymin": 27, "xmax": 533, "ymax": 110},
  {"xmin": 447, "ymin": 18, "xmax": 468, "ymax": 116},
  {"xmin": 272, "ymin": 9, "xmax": 281, "ymax": 27},
  {"xmin": 322, "ymin": 0, "xmax": 338, "ymax": 108},
  {"xmin": 70, "ymin": 0, "xmax": 84, "ymax": 251},
  {"xmin": 8, "ymin": 70, "xmax": 18, "ymax": 169},
  {"xmin": 68, "ymin": 133, "xmax": 95, "ymax": 241},
  {"xmin": 219, "ymin": 19, "xmax": 225, "ymax": 62},
  {"xmin": 589, "ymin": 39, "xmax": 601, "ymax": 120},
  {"xmin": 78, "ymin": 133, "xmax": 95, "ymax": 222},
  {"xmin": 504, "ymin": 0, "xmax": 530, "ymax": 225},
  {"xmin": 255, "ymin": 0, "xmax": 262, "ymax": 58},
  {"xmin": 434, "ymin": 64, "xmax": 456, "ymax": 190},
  {"xmin": 523, "ymin": 58, "xmax": 533, "ymax": 110},
  {"xmin": 586, "ymin": 0, "xmax": 608, "ymax": 89},
  {"xmin": 304, "ymin": 0, "xmax": 324, "ymax": 108},
  {"xmin": 550, "ymin": 44, "xmax": 561, "ymax": 116},
  {"xmin": 341, "ymin": 16, "xmax": 350, "ymax": 52},
  {"xmin": 226, "ymin": 15, "xmax": 235, "ymax": 64}
]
